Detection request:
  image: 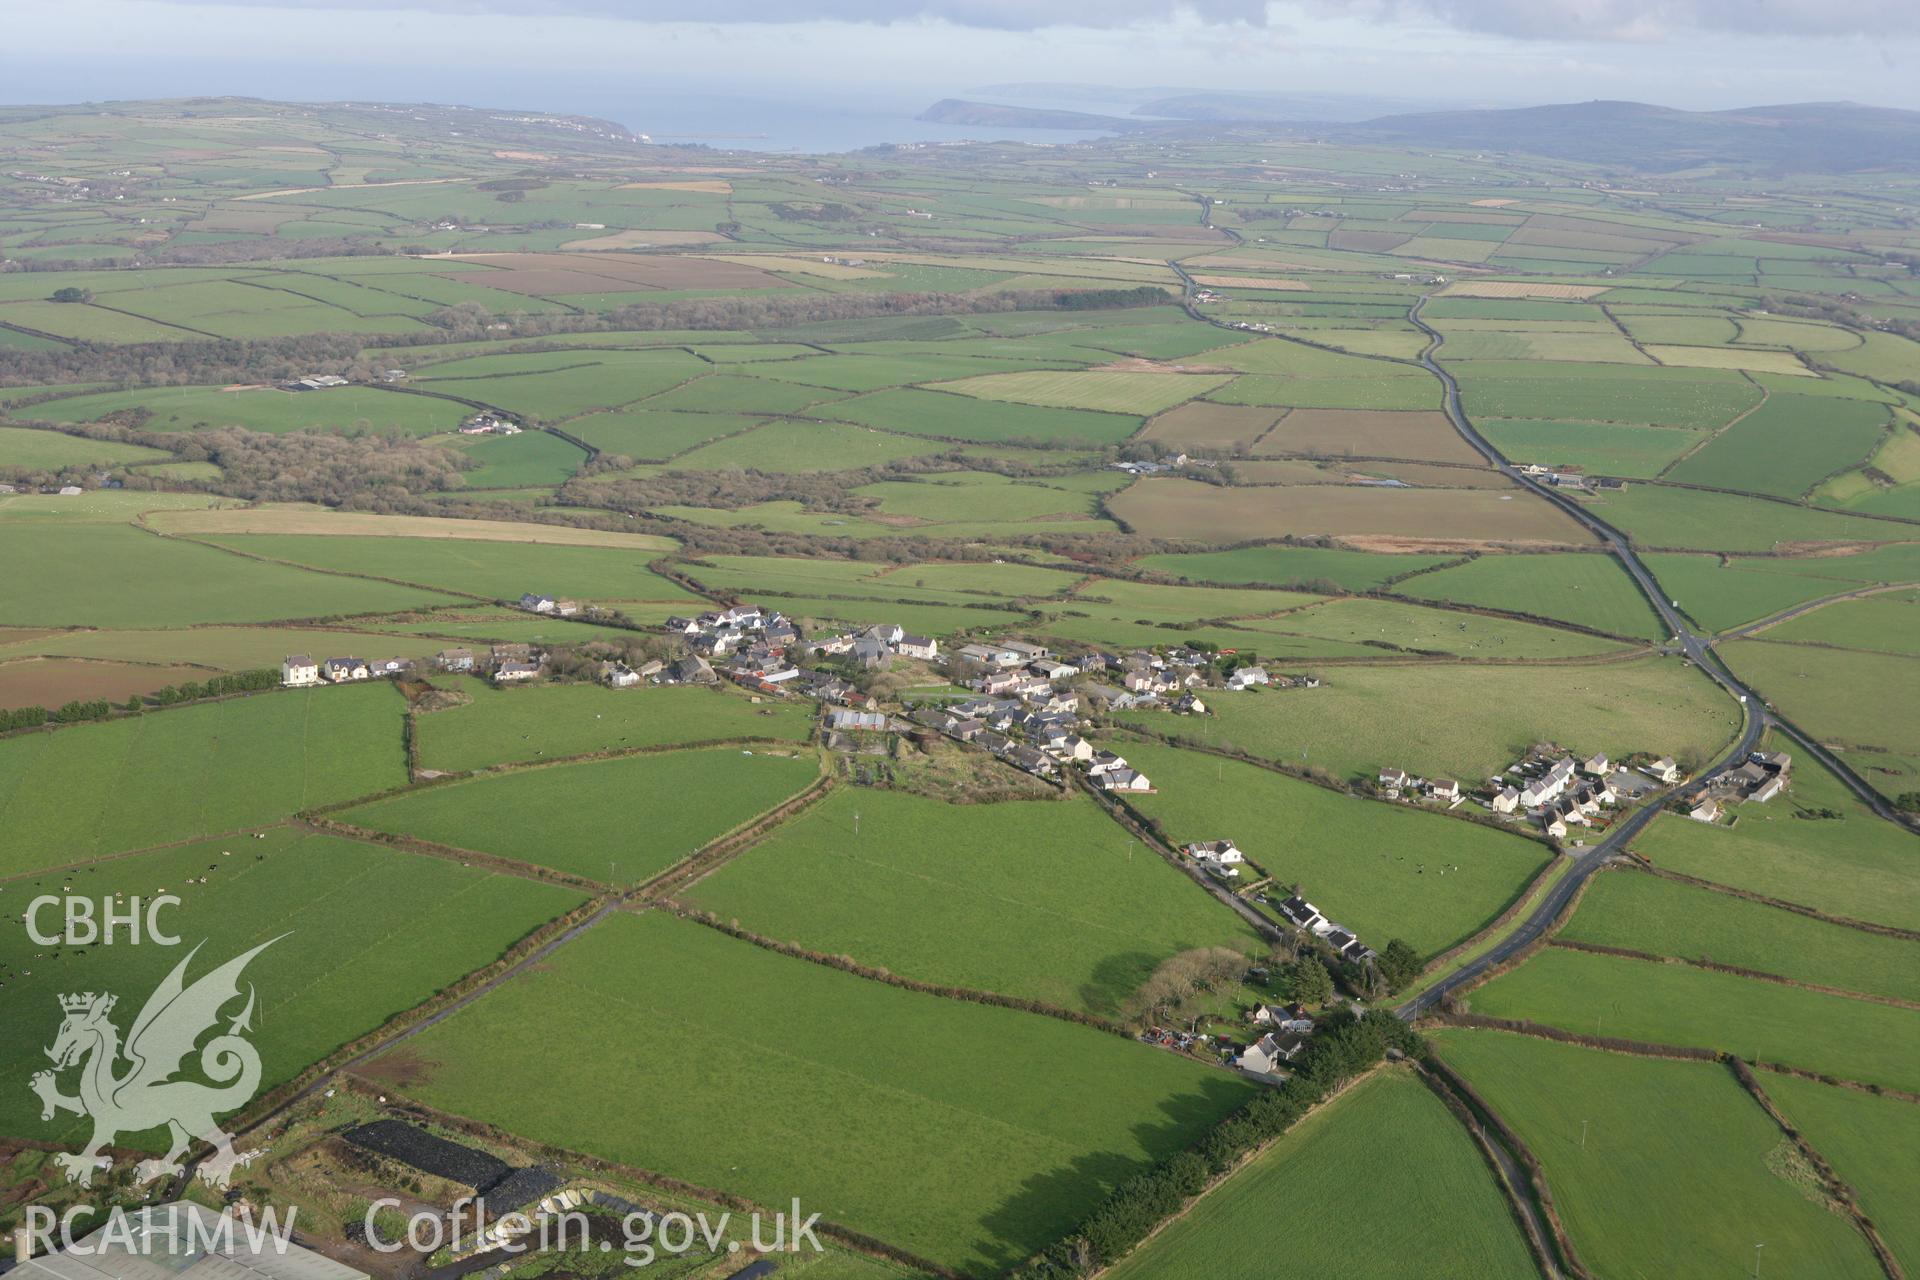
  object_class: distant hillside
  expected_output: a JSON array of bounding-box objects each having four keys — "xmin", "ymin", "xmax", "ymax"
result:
[
  {"xmin": 916, "ymin": 99, "xmax": 1137, "ymax": 131},
  {"xmin": 916, "ymin": 94, "xmax": 1920, "ymax": 173},
  {"xmin": 1349, "ymin": 100, "xmax": 1920, "ymax": 173}
]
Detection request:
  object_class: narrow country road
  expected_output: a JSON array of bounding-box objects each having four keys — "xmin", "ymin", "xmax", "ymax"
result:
[{"xmin": 1393, "ymin": 295, "xmax": 1912, "ymax": 1019}]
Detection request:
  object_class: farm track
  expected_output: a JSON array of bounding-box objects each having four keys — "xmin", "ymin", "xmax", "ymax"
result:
[{"xmin": 1720, "ymin": 580, "xmax": 1920, "ymax": 639}]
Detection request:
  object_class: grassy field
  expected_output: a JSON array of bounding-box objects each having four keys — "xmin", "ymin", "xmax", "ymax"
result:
[
  {"xmin": 1668, "ymin": 394, "xmax": 1889, "ymax": 499},
  {"xmin": 1453, "ymin": 363, "xmax": 1763, "ymax": 429},
  {"xmin": 0, "ymin": 826, "xmax": 583, "ymax": 1141},
  {"xmin": 411, "ymin": 679, "xmax": 813, "ymax": 772},
  {"xmin": 0, "ymin": 425, "xmax": 171, "ymax": 467},
  {"xmin": 932, "ymin": 369, "xmax": 1231, "ymax": 415},
  {"xmin": 1764, "ymin": 1073, "xmax": 1920, "ymax": 1276},
  {"xmin": 1465, "ymin": 946, "xmax": 1920, "ymax": 1091},
  {"xmin": 1117, "ymin": 743, "xmax": 1551, "ymax": 957},
  {"xmin": 395, "ymin": 910, "xmax": 1257, "ymax": 1276},
  {"xmin": 1477, "ymin": 418, "xmax": 1703, "ymax": 478},
  {"xmin": 1722, "ymin": 640, "xmax": 1920, "ymax": 791},
  {"xmin": 1104, "ymin": 1068, "xmax": 1537, "ymax": 1280},
  {"xmin": 1644, "ymin": 547, "xmax": 1920, "ymax": 633},
  {"xmin": 1120, "ymin": 656, "xmax": 1737, "ymax": 783},
  {"xmin": 449, "ymin": 429, "xmax": 587, "ymax": 488},
  {"xmin": 341, "ymin": 747, "xmax": 819, "ymax": 883},
  {"xmin": 0, "ymin": 525, "xmax": 460, "ymax": 627},
  {"xmin": 204, "ymin": 533, "xmax": 701, "ymax": 603},
  {"xmin": 1632, "ymin": 752, "xmax": 1920, "ymax": 931},
  {"xmin": 1590, "ymin": 484, "xmax": 1906, "ymax": 553},
  {"xmin": 0, "ymin": 683, "xmax": 407, "ymax": 875},
  {"xmin": 1761, "ymin": 587, "xmax": 1920, "ymax": 655},
  {"xmin": 1560, "ymin": 869, "xmax": 1919, "ymax": 1001},
  {"xmin": 1394, "ymin": 551, "xmax": 1665, "ymax": 639},
  {"xmin": 1258, "ymin": 595, "xmax": 1633, "ymax": 659},
  {"xmin": 684, "ymin": 788, "xmax": 1261, "ymax": 1015},
  {"xmin": 1109, "ymin": 477, "xmax": 1592, "ymax": 545},
  {"xmin": 0, "ymin": 623, "xmax": 449, "ymax": 672},
  {"xmin": 823, "ymin": 387, "xmax": 1143, "ymax": 445},
  {"xmin": 23, "ymin": 384, "xmax": 465, "ymax": 435},
  {"xmin": 1137, "ymin": 545, "xmax": 1455, "ymax": 591},
  {"xmin": 1432, "ymin": 1029, "xmax": 1884, "ymax": 1280}
]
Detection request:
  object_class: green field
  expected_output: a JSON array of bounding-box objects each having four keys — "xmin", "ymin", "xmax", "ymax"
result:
[
  {"xmin": 933, "ymin": 369, "xmax": 1231, "ymax": 415},
  {"xmin": 1633, "ymin": 747, "xmax": 1920, "ymax": 931},
  {"xmin": 411, "ymin": 679, "xmax": 813, "ymax": 772},
  {"xmin": 1104, "ymin": 1068, "xmax": 1536, "ymax": 1280},
  {"xmin": 340, "ymin": 747, "xmax": 819, "ymax": 883},
  {"xmin": 0, "ymin": 524, "xmax": 459, "ymax": 627},
  {"xmin": 1591, "ymin": 484, "xmax": 1907, "ymax": 553},
  {"xmin": 1117, "ymin": 744, "xmax": 1551, "ymax": 958},
  {"xmin": 22, "ymin": 384, "xmax": 466, "ymax": 435},
  {"xmin": 822, "ymin": 387, "xmax": 1143, "ymax": 445},
  {"xmin": 0, "ymin": 683, "xmax": 407, "ymax": 875},
  {"xmin": 1560, "ymin": 869, "xmax": 1919, "ymax": 1001},
  {"xmin": 1668, "ymin": 394, "xmax": 1889, "ymax": 499},
  {"xmin": 1762, "ymin": 587, "xmax": 1920, "ymax": 655},
  {"xmin": 1466, "ymin": 946, "xmax": 1920, "ymax": 1090},
  {"xmin": 1722, "ymin": 640, "xmax": 1920, "ymax": 792},
  {"xmin": 1477, "ymin": 418, "xmax": 1704, "ymax": 478},
  {"xmin": 0, "ymin": 426, "xmax": 171, "ymax": 468},
  {"xmin": 396, "ymin": 910, "xmax": 1257, "ymax": 1276},
  {"xmin": 1394, "ymin": 551, "xmax": 1665, "ymax": 639},
  {"xmin": 1453, "ymin": 362, "xmax": 1763, "ymax": 429},
  {"xmin": 685, "ymin": 788, "xmax": 1261, "ymax": 1014},
  {"xmin": 450, "ymin": 429, "xmax": 587, "ymax": 488},
  {"xmin": 204, "ymin": 533, "xmax": 700, "ymax": 603},
  {"xmin": 1764, "ymin": 1073, "xmax": 1920, "ymax": 1276},
  {"xmin": 1136, "ymin": 545, "xmax": 1455, "ymax": 592},
  {"xmin": 0, "ymin": 826, "xmax": 583, "ymax": 1141},
  {"xmin": 1433, "ymin": 1029, "xmax": 1884, "ymax": 1280},
  {"xmin": 1645, "ymin": 546, "xmax": 1920, "ymax": 633},
  {"xmin": 1119, "ymin": 656, "xmax": 1737, "ymax": 783}
]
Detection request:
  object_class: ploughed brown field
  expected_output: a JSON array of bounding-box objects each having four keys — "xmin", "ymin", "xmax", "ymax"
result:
[
  {"xmin": 0, "ymin": 657, "xmax": 204, "ymax": 709},
  {"xmin": 1251, "ymin": 408, "xmax": 1486, "ymax": 464},
  {"xmin": 1109, "ymin": 476, "xmax": 1595, "ymax": 547}
]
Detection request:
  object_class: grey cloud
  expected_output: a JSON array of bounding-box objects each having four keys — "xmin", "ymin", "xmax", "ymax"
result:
[
  {"xmin": 1326, "ymin": 0, "xmax": 1920, "ymax": 39},
  {"xmin": 131, "ymin": 0, "xmax": 1271, "ymax": 29}
]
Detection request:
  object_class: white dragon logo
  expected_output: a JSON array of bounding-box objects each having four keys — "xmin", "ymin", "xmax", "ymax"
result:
[{"xmin": 31, "ymin": 938, "xmax": 280, "ymax": 1189}]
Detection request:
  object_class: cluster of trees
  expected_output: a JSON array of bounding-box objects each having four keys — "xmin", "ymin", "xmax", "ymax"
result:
[
  {"xmin": 164, "ymin": 427, "xmax": 474, "ymax": 505},
  {"xmin": 1, "ymin": 699, "xmax": 113, "ymax": 731},
  {"xmin": 1125, "ymin": 946, "xmax": 1250, "ymax": 1026},
  {"xmin": 1017, "ymin": 1010, "xmax": 1425, "ymax": 1277},
  {"xmin": 147, "ymin": 668, "xmax": 278, "ymax": 704},
  {"xmin": 0, "ymin": 705, "xmax": 54, "ymax": 731},
  {"xmin": 0, "ymin": 331, "xmax": 368, "ymax": 390}
]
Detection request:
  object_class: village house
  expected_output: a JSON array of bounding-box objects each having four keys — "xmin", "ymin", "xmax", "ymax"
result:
[
  {"xmin": 322, "ymin": 657, "xmax": 370, "ymax": 683},
  {"xmin": 434, "ymin": 647, "xmax": 475, "ymax": 673},
  {"xmin": 493, "ymin": 660, "xmax": 541, "ymax": 684},
  {"xmin": 1101, "ymin": 768, "xmax": 1154, "ymax": 793},
  {"xmin": 1225, "ymin": 666, "xmax": 1270, "ymax": 691},
  {"xmin": 1378, "ymin": 767, "xmax": 1409, "ymax": 790},
  {"xmin": 1645, "ymin": 756, "xmax": 1681, "ymax": 784},
  {"xmin": 1174, "ymin": 691, "xmax": 1207, "ymax": 715},
  {"xmin": 1491, "ymin": 786, "xmax": 1521, "ymax": 814},
  {"xmin": 1252, "ymin": 1003, "xmax": 1315, "ymax": 1034},
  {"xmin": 1185, "ymin": 839, "xmax": 1245, "ymax": 866},
  {"xmin": 1689, "ymin": 797, "xmax": 1721, "ymax": 823},
  {"xmin": 895, "ymin": 634, "xmax": 937, "ymax": 661},
  {"xmin": 602, "ymin": 662, "xmax": 642, "ymax": 688},
  {"xmin": 1277, "ymin": 895, "xmax": 1325, "ymax": 933},
  {"xmin": 1051, "ymin": 734, "xmax": 1095, "ymax": 762},
  {"xmin": 1237, "ymin": 1030, "xmax": 1308, "ymax": 1076},
  {"xmin": 368, "ymin": 657, "xmax": 411, "ymax": 678},
  {"xmin": 1088, "ymin": 751, "xmax": 1129, "ymax": 777},
  {"xmin": 518, "ymin": 593, "xmax": 558, "ymax": 614},
  {"xmin": 668, "ymin": 656, "xmax": 717, "ymax": 685},
  {"xmin": 1582, "ymin": 753, "xmax": 1611, "ymax": 777},
  {"xmin": 552, "ymin": 599, "xmax": 582, "ymax": 618},
  {"xmin": 1427, "ymin": 778, "xmax": 1462, "ymax": 804},
  {"xmin": 281, "ymin": 654, "xmax": 320, "ymax": 687}
]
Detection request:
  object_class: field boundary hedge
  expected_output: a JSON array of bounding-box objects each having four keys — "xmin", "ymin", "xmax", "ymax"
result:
[
  {"xmin": 1750, "ymin": 1061, "xmax": 1920, "ymax": 1106},
  {"xmin": 1422, "ymin": 1048, "xmax": 1594, "ymax": 1280},
  {"xmin": 1630, "ymin": 859, "xmax": 1920, "ymax": 941},
  {"xmin": 1428, "ymin": 1011, "xmax": 1720, "ymax": 1061},
  {"xmin": 324, "ymin": 1078, "xmax": 965, "ymax": 1279},
  {"xmin": 665, "ymin": 904, "xmax": 1141, "ymax": 1041},
  {"xmin": 1419, "ymin": 857, "xmax": 1571, "ymax": 981},
  {"xmin": 1413, "ymin": 1061, "xmax": 1567, "ymax": 1280},
  {"xmin": 635, "ymin": 772, "xmax": 837, "ymax": 901},
  {"xmin": 1728, "ymin": 1058, "xmax": 1906, "ymax": 1280},
  {"xmin": 1547, "ymin": 937, "xmax": 1920, "ymax": 1010},
  {"xmin": 302, "ymin": 815, "xmax": 606, "ymax": 892}
]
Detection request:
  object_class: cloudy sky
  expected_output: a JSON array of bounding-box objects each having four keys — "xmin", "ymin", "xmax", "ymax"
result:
[{"xmin": 4, "ymin": 0, "xmax": 1917, "ymax": 136}]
